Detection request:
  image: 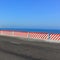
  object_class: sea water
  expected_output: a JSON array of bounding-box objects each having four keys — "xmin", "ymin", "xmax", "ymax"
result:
[{"xmin": 0, "ymin": 28, "xmax": 60, "ymax": 34}]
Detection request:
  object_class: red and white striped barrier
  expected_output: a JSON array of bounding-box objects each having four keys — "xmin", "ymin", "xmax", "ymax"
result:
[
  {"xmin": 50, "ymin": 33, "xmax": 60, "ymax": 40},
  {"xmin": 0, "ymin": 30, "xmax": 12, "ymax": 36},
  {"xmin": 29, "ymin": 32, "xmax": 48, "ymax": 40},
  {"xmin": 0, "ymin": 30, "xmax": 60, "ymax": 41},
  {"xmin": 13, "ymin": 31, "xmax": 28, "ymax": 38}
]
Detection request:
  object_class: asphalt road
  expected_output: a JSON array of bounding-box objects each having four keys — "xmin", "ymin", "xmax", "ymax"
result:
[
  {"xmin": 0, "ymin": 50, "xmax": 28, "ymax": 60},
  {"xmin": 0, "ymin": 35, "xmax": 60, "ymax": 60}
]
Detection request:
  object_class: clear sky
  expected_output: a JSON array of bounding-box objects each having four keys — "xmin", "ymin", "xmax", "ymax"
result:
[{"xmin": 0, "ymin": 0, "xmax": 60, "ymax": 29}]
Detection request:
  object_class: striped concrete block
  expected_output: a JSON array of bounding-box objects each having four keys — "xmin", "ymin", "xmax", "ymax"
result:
[
  {"xmin": 14, "ymin": 31, "xmax": 28, "ymax": 38},
  {"xmin": 29, "ymin": 32, "xmax": 48, "ymax": 40},
  {"xmin": 50, "ymin": 33, "xmax": 60, "ymax": 40},
  {"xmin": 0, "ymin": 30, "xmax": 12, "ymax": 36}
]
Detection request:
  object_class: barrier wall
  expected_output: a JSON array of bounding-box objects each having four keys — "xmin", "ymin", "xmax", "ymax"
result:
[
  {"xmin": 29, "ymin": 32, "xmax": 48, "ymax": 40},
  {"xmin": 0, "ymin": 30, "xmax": 60, "ymax": 41},
  {"xmin": 14, "ymin": 31, "xmax": 28, "ymax": 38},
  {"xmin": 0, "ymin": 30, "xmax": 12, "ymax": 36},
  {"xmin": 50, "ymin": 33, "xmax": 60, "ymax": 40}
]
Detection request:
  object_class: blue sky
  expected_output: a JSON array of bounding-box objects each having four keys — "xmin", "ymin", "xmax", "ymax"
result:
[{"xmin": 0, "ymin": 0, "xmax": 60, "ymax": 29}]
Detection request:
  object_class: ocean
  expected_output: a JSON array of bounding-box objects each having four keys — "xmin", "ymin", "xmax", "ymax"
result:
[{"xmin": 0, "ymin": 28, "xmax": 60, "ymax": 34}]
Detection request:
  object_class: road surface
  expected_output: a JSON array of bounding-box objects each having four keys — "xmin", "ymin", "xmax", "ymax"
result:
[
  {"xmin": 0, "ymin": 50, "xmax": 29, "ymax": 60},
  {"xmin": 0, "ymin": 35, "xmax": 60, "ymax": 60}
]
